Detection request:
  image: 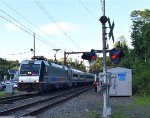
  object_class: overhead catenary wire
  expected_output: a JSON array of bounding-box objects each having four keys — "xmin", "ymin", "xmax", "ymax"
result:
[
  {"xmin": 0, "ymin": 14, "xmax": 63, "ymax": 56},
  {"xmin": 0, "ymin": 0, "xmax": 67, "ymax": 49},
  {"xmin": 0, "ymin": 9, "xmax": 60, "ymax": 49},
  {"xmin": 0, "ymin": 14, "xmax": 32, "ymax": 36},
  {"xmin": 34, "ymin": 0, "xmax": 81, "ymax": 50},
  {"xmin": 78, "ymin": 0, "xmax": 97, "ymax": 20},
  {"xmin": 0, "ymin": 9, "xmax": 33, "ymax": 34}
]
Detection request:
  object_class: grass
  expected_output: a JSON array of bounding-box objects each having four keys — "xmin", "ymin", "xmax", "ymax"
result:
[
  {"xmin": 86, "ymin": 112, "xmax": 101, "ymax": 118},
  {"xmin": 111, "ymin": 112, "xmax": 130, "ymax": 118},
  {"xmin": 0, "ymin": 91, "xmax": 6, "ymax": 96},
  {"xmin": 92, "ymin": 96, "xmax": 150, "ymax": 118},
  {"xmin": 132, "ymin": 96, "xmax": 150, "ymax": 107},
  {"xmin": 0, "ymin": 89, "xmax": 20, "ymax": 97}
]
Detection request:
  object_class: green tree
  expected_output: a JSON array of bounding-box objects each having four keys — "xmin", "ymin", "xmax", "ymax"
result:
[
  {"xmin": 57, "ymin": 57, "xmax": 86, "ymax": 72},
  {"xmin": 89, "ymin": 57, "xmax": 103, "ymax": 74},
  {"xmin": 113, "ymin": 36, "xmax": 128, "ymax": 50},
  {"xmin": 131, "ymin": 9, "xmax": 150, "ymax": 62},
  {"xmin": 130, "ymin": 9, "xmax": 150, "ymax": 96},
  {"xmin": 112, "ymin": 36, "xmax": 133, "ymax": 68},
  {"xmin": 0, "ymin": 58, "xmax": 19, "ymax": 80}
]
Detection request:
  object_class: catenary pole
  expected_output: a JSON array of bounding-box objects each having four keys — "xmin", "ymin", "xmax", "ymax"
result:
[{"xmin": 53, "ymin": 49, "xmax": 61, "ymax": 63}]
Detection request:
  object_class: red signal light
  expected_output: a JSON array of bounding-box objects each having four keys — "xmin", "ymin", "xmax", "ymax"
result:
[
  {"xmin": 111, "ymin": 54, "xmax": 119, "ymax": 60},
  {"xmin": 109, "ymin": 48, "xmax": 124, "ymax": 64},
  {"xmin": 91, "ymin": 56, "xmax": 97, "ymax": 60},
  {"xmin": 81, "ymin": 50, "xmax": 97, "ymax": 61}
]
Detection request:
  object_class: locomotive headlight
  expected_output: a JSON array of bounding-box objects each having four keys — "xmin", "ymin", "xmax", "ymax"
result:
[
  {"xmin": 34, "ymin": 80, "xmax": 39, "ymax": 83},
  {"xmin": 27, "ymin": 71, "xmax": 32, "ymax": 75},
  {"xmin": 19, "ymin": 80, "xmax": 23, "ymax": 83}
]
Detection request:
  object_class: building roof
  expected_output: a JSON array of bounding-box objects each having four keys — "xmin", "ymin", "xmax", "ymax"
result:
[{"xmin": 8, "ymin": 70, "xmax": 17, "ymax": 74}]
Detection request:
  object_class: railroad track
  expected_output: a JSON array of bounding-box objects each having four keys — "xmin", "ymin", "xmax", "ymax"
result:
[
  {"xmin": 0, "ymin": 85, "xmax": 92, "ymax": 117},
  {"xmin": 0, "ymin": 92, "xmax": 39, "ymax": 104},
  {"xmin": 0, "ymin": 86, "xmax": 74, "ymax": 104}
]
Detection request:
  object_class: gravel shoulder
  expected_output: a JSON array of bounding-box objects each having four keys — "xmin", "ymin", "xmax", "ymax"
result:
[{"xmin": 37, "ymin": 88, "xmax": 150, "ymax": 118}]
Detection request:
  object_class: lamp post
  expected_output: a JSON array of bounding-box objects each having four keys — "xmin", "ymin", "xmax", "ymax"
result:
[{"xmin": 53, "ymin": 49, "xmax": 61, "ymax": 63}]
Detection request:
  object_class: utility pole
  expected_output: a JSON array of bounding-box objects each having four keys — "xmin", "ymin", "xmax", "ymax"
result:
[
  {"xmin": 33, "ymin": 33, "xmax": 35, "ymax": 57},
  {"xmin": 99, "ymin": 0, "xmax": 111, "ymax": 117}
]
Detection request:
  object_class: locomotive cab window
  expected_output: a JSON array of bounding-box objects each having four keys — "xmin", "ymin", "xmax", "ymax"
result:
[{"xmin": 19, "ymin": 64, "xmax": 40, "ymax": 76}]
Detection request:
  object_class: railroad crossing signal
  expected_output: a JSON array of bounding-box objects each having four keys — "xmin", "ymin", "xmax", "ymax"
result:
[
  {"xmin": 108, "ymin": 18, "xmax": 115, "ymax": 43},
  {"xmin": 109, "ymin": 48, "xmax": 124, "ymax": 64},
  {"xmin": 81, "ymin": 49, "xmax": 97, "ymax": 66},
  {"xmin": 81, "ymin": 49, "xmax": 97, "ymax": 61}
]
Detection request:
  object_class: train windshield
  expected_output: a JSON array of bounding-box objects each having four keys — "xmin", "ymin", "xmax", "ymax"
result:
[{"xmin": 19, "ymin": 64, "xmax": 40, "ymax": 76}]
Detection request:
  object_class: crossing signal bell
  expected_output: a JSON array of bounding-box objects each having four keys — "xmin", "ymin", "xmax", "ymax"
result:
[{"xmin": 109, "ymin": 48, "xmax": 124, "ymax": 64}]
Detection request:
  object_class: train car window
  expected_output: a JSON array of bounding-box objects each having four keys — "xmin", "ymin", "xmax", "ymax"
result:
[
  {"xmin": 79, "ymin": 75, "xmax": 84, "ymax": 78},
  {"xmin": 85, "ymin": 75, "xmax": 94, "ymax": 79},
  {"xmin": 73, "ymin": 74, "xmax": 78, "ymax": 77}
]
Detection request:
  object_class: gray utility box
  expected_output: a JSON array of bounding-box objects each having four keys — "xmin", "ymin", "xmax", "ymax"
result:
[
  {"xmin": 107, "ymin": 67, "xmax": 132, "ymax": 96},
  {"xmin": 6, "ymin": 84, "xmax": 14, "ymax": 94}
]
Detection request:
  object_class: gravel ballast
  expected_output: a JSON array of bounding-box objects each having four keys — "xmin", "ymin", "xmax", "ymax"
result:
[
  {"xmin": 0, "ymin": 88, "xmax": 150, "ymax": 118},
  {"xmin": 37, "ymin": 88, "xmax": 150, "ymax": 118}
]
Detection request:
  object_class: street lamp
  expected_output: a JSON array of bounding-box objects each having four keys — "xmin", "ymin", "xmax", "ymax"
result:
[{"xmin": 53, "ymin": 49, "xmax": 61, "ymax": 63}]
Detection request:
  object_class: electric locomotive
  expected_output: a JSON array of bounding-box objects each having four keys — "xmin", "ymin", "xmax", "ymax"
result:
[{"xmin": 18, "ymin": 56, "xmax": 95, "ymax": 92}]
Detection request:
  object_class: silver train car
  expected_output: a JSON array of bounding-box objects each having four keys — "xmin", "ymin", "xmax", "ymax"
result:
[{"xmin": 18, "ymin": 56, "xmax": 95, "ymax": 92}]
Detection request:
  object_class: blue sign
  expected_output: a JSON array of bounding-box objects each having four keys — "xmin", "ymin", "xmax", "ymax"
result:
[{"xmin": 118, "ymin": 72, "xmax": 126, "ymax": 81}]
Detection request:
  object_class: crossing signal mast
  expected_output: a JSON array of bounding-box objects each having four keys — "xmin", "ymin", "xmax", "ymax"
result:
[{"xmin": 99, "ymin": 0, "xmax": 125, "ymax": 117}]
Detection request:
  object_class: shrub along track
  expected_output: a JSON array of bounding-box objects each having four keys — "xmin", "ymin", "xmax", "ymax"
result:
[{"xmin": 0, "ymin": 85, "xmax": 92, "ymax": 117}]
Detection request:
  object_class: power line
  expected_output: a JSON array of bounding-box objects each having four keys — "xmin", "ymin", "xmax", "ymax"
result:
[
  {"xmin": 34, "ymin": 0, "xmax": 81, "ymax": 50},
  {"xmin": 0, "ymin": 9, "xmax": 59, "ymax": 49},
  {"xmin": 35, "ymin": 34, "xmax": 57, "ymax": 48},
  {"xmin": 0, "ymin": 9, "xmax": 33, "ymax": 34},
  {"xmin": 0, "ymin": 14, "xmax": 32, "ymax": 35},
  {"xmin": 78, "ymin": 0, "xmax": 97, "ymax": 19},
  {"xmin": 1, "ymin": 0, "xmax": 66, "ymax": 49},
  {"xmin": 7, "ymin": 50, "xmax": 31, "ymax": 55},
  {"xmin": 0, "ymin": 14, "xmax": 55, "ymax": 48}
]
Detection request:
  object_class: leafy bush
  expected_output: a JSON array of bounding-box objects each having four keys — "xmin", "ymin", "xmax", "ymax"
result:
[{"xmin": 132, "ymin": 61, "xmax": 150, "ymax": 96}]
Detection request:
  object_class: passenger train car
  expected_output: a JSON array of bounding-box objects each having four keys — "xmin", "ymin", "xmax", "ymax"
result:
[{"xmin": 18, "ymin": 56, "xmax": 95, "ymax": 92}]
